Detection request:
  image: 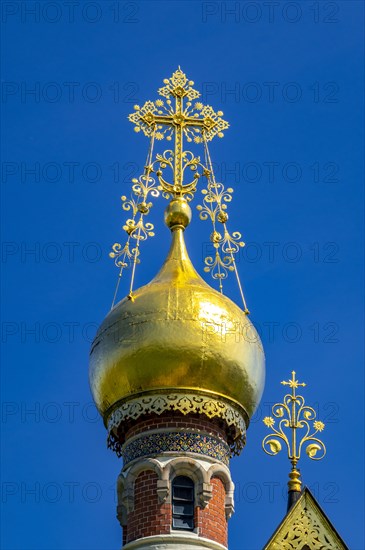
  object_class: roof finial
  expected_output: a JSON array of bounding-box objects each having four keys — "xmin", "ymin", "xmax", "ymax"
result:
[
  {"xmin": 262, "ymin": 371, "xmax": 326, "ymax": 511},
  {"xmin": 110, "ymin": 68, "xmax": 249, "ymax": 309}
]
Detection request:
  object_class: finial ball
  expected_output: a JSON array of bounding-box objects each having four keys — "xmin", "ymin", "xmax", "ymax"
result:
[{"xmin": 164, "ymin": 197, "xmax": 192, "ymax": 230}]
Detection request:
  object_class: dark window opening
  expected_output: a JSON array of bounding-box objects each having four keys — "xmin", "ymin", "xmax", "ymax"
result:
[{"xmin": 172, "ymin": 476, "xmax": 194, "ymax": 530}]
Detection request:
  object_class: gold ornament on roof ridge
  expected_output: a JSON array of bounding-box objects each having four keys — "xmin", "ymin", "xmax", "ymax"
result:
[{"xmin": 262, "ymin": 371, "xmax": 326, "ymax": 494}]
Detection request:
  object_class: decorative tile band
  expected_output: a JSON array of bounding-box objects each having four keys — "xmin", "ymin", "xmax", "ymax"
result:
[
  {"xmin": 122, "ymin": 431, "xmax": 230, "ymax": 466},
  {"xmin": 106, "ymin": 391, "xmax": 247, "ymax": 457}
]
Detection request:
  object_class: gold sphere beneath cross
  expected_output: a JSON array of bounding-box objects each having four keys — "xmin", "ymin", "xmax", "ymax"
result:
[{"xmin": 164, "ymin": 197, "xmax": 192, "ymax": 229}]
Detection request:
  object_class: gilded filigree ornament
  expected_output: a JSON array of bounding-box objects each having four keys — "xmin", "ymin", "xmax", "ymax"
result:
[
  {"xmin": 129, "ymin": 68, "xmax": 228, "ymax": 145},
  {"xmin": 110, "ymin": 136, "xmax": 160, "ymax": 307},
  {"xmin": 203, "ymin": 250, "xmax": 234, "ymax": 283},
  {"xmin": 202, "ymin": 228, "xmax": 245, "ymax": 289},
  {"xmin": 128, "ymin": 67, "xmax": 228, "ymax": 198},
  {"xmin": 265, "ymin": 490, "xmax": 348, "ymax": 550},
  {"xmin": 112, "ymin": 68, "xmax": 249, "ymax": 310},
  {"xmin": 109, "ymin": 241, "xmax": 135, "ymax": 269},
  {"xmin": 152, "ymin": 149, "xmax": 206, "ymax": 199},
  {"xmin": 158, "ymin": 68, "xmax": 201, "ymax": 101},
  {"xmin": 262, "ymin": 371, "xmax": 326, "ymax": 494},
  {"xmin": 197, "ymin": 139, "xmax": 249, "ymax": 311},
  {"xmin": 278, "ymin": 507, "xmax": 335, "ymax": 550}
]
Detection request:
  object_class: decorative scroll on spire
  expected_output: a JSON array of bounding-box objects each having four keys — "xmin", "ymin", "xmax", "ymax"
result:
[
  {"xmin": 262, "ymin": 371, "xmax": 326, "ymax": 510},
  {"xmin": 197, "ymin": 136, "xmax": 249, "ymax": 312},
  {"xmin": 110, "ymin": 68, "xmax": 249, "ymax": 309},
  {"xmin": 109, "ymin": 131, "xmax": 159, "ymax": 307}
]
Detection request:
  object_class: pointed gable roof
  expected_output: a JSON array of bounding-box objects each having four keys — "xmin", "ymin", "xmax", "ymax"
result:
[{"xmin": 263, "ymin": 487, "xmax": 349, "ymax": 550}]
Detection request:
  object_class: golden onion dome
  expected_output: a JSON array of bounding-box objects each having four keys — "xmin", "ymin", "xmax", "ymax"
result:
[{"xmin": 89, "ymin": 198, "xmax": 265, "ymax": 429}]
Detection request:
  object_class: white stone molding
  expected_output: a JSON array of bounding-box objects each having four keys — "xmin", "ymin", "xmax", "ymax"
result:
[
  {"xmin": 163, "ymin": 457, "xmax": 212, "ymax": 508},
  {"xmin": 122, "ymin": 532, "xmax": 228, "ymax": 550}
]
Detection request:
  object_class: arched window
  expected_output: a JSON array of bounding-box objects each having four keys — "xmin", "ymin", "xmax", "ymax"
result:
[{"xmin": 172, "ymin": 476, "xmax": 194, "ymax": 530}]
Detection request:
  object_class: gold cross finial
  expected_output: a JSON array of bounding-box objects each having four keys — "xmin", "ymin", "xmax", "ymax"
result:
[
  {"xmin": 281, "ymin": 370, "xmax": 306, "ymax": 390},
  {"xmin": 128, "ymin": 67, "xmax": 229, "ymax": 197},
  {"xmin": 262, "ymin": 372, "xmax": 326, "ymax": 498},
  {"xmin": 110, "ymin": 68, "xmax": 249, "ymax": 312}
]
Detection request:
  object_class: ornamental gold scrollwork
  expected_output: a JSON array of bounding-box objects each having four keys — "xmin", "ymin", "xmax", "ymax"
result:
[
  {"xmin": 262, "ymin": 371, "xmax": 326, "ymax": 494},
  {"xmin": 197, "ymin": 166, "xmax": 248, "ymax": 310},
  {"xmin": 112, "ymin": 68, "xmax": 249, "ymax": 309},
  {"xmin": 152, "ymin": 149, "xmax": 208, "ymax": 200},
  {"xmin": 128, "ymin": 67, "xmax": 228, "ymax": 197},
  {"xmin": 129, "ymin": 68, "xmax": 228, "ymax": 144},
  {"xmin": 189, "ymin": 153, "xmax": 248, "ymax": 307},
  {"xmin": 109, "ymin": 161, "xmax": 160, "ymax": 305},
  {"xmin": 278, "ymin": 506, "xmax": 334, "ymax": 550}
]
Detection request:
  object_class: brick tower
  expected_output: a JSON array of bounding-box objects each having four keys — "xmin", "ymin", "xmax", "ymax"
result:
[{"xmin": 89, "ymin": 69, "xmax": 265, "ymax": 550}]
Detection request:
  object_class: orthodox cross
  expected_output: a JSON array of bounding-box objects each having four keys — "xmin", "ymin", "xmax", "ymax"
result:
[
  {"xmin": 128, "ymin": 67, "xmax": 229, "ymax": 197},
  {"xmin": 111, "ymin": 68, "xmax": 248, "ymax": 310},
  {"xmin": 281, "ymin": 370, "xmax": 307, "ymax": 470}
]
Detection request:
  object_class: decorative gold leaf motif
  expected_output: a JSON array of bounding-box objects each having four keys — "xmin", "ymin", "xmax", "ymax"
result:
[
  {"xmin": 266, "ymin": 439, "xmax": 282, "ymax": 454},
  {"xmin": 306, "ymin": 443, "xmax": 322, "ymax": 458}
]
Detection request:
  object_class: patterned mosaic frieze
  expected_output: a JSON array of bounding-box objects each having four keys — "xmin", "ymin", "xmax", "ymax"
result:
[
  {"xmin": 122, "ymin": 430, "xmax": 230, "ymax": 466},
  {"xmin": 106, "ymin": 392, "xmax": 247, "ymax": 457}
]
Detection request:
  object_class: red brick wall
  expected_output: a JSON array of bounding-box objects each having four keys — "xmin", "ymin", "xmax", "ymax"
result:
[
  {"xmin": 125, "ymin": 471, "xmax": 228, "ymax": 547},
  {"xmin": 123, "ymin": 414, "xmax": 229, "ymax": 547},
  {"xmin": 126, "ymin": 470, "xmax": 171, "ymax": 543},
  {"xmin": 125, "ymin": 412, "xmax": 228, "ymax": 442},
  {"xmin": 196, "ymin": 477, "xmax": 228, "ymax": 547}
]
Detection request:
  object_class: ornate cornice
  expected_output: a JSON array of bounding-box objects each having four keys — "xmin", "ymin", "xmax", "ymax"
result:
[{"xmin": 107, "ymin": 391, "xmax": 247, "ymax": 456}]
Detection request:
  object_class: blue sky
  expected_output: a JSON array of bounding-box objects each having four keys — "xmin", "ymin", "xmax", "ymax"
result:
[{"xmin": 1, "ymin": 1, "xmax": 364, "ymax": 549}]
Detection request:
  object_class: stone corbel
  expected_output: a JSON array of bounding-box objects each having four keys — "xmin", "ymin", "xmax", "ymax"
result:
[
  {"xmin": 156, "ymin": 479, "xmax": 169, "ymax": 503},
  {"xmin": 225, "ymin": 493, "xmax": 235, "ymax": 519},
  {"xmin": 116, "ymin": 504, "xmax": 127, "ymax": 527},
  {"xmin": 122, "ymin": 485, "xmax": 135, "ymax": 514},
  {"xmin": 198, "ymin": 482, "xmax": 213, "ymax": 508}
]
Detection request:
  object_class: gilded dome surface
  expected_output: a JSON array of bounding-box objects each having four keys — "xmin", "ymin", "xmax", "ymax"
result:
[{"xmin": 89, "ymin": 213, "xmax": 265, "ymax": 425}]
